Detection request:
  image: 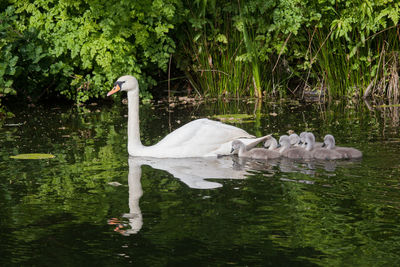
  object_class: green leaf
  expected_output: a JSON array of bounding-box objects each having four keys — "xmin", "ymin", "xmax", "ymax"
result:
[{"xmin": 10, "ymin": 153, "xmax": 56, "ymax": 160}]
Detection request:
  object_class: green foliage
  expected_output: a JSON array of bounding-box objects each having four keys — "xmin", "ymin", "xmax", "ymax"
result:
[
  {"xmin": 0, "ymin": 0, "xmax": 399, "ymax": 103},
  {"xmin": 0, "ymin": 6, "xmax": 19, "ymax": 97},
  {"xmin": 1, "ymin": 0, "xmax": 183, "ymax": 103},
  {"xmin": 297, "ymin": 0, "xmax": 399, "ymax": 98},
  {"xmin": 179, "ymin": 0, "xmax": 399, "ymax": 100}
]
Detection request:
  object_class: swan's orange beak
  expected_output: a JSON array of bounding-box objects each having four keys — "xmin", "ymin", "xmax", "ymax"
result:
[{"xmin": 107, "ymin": 84, "xmax": 121, "ymax": 96}]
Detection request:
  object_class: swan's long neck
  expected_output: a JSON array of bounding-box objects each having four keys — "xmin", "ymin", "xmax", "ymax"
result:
[
  {"xmin": 127, "ymin": 90, "xmax": 144, "ymax": 151},
  {"xmin": 127, "ymin": 159, "xmax": 143, "ymax": 234}
]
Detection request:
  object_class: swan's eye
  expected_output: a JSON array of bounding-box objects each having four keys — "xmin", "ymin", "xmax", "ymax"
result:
[{"xmin": 113, "ymin": 81, "xmax": 126, "ymax": 87}]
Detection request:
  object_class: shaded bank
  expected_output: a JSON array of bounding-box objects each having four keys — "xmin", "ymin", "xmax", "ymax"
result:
[{"xmin": 0, "ymin": 0, "xmax": 399, "ymax": 108}]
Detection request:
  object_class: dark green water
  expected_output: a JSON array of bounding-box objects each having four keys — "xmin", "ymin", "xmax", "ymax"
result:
[{"xmin": 1, "ymin": 99, "xmax": 400, "ymax": 266}]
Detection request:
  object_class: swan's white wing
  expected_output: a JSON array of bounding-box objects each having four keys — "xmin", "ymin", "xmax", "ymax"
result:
[
  {"xmin": 149, "ymin": 118, "xmax": 255, "ymax": 157},
  {"xmin": 133, "ymin": 156, "xmax": 249, "ymax": 189},
  {"xmin": 158, "ymin": 119, "xmax": 253, "ymax": 146}
]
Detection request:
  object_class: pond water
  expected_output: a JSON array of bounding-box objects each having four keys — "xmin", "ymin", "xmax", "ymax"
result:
[{"xmin": 1, "ymin": 98, "xmax": 400, "ymax": 266}]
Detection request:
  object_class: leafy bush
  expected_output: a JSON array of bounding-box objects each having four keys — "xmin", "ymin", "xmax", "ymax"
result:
[
  {"xmin": 0, "ymin": 0, "xmax": 399, "ymax": 105},
  {"xmin": 1, "ymin": 0, "xmax": 183, "ymax": 103}
]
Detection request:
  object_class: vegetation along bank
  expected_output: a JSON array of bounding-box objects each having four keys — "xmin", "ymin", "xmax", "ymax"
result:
[{"xmin": 1, "ymin": 0, "xmax": 399, "ymax": 110}]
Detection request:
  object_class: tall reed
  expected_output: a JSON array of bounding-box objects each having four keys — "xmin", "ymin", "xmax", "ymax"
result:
[
  {"xmin": 178, "ymin": 0, "xmax": 399, "ymax": 103},
  {"xmin": 307, "ymin": 26, "xmax": 399, "ymax": 101},
  {"xmin": 179, "ymin": 0, "xmax": 264, "ymax": 98}
]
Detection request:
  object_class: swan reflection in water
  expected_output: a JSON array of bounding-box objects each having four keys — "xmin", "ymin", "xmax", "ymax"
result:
[
  {"xmin": 109, "ymin": 156, "xmax": 361, "ymax": 235},
  {"xmin": 108, "ymin": 156, "xmax": 250, "ymax": 235}
]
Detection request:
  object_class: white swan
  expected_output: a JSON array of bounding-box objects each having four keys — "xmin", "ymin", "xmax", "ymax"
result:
[{"xmin": 108, "ymin": 75, "xmax": 267, "ymax": 158}]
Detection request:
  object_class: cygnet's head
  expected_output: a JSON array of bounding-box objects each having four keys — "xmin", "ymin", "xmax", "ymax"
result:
[
  {"xmin": 107, "ymin": 75, "xmax": 139, "ymax": 96},
  {"xmin": 278, "ymin": 135, "xmax": 291, "ymax": 148},
  {"xmin": 303, "ymin": 132, "xmax": 316, "ymax": 151},
  {"xmin": 231, "ymin": 140, "xmax": 245, "ymax": 154},
  {"xmin": 289, "ymin": 133, "xmax": 300, "ymax": 146},
  {"xmin": 264, "ymin": 136, "xmax": 278, "ymax": 150},
  {"xmin": 299, "ymin": 132, "xmax": 308, "ymax": 137},
  {"xmin": 323, "ymin": 134, "xmax": 336, "ymax": 149},
  {"xmin": 299, "ymin": 132, "xmax": 308, "ymax": 146}
]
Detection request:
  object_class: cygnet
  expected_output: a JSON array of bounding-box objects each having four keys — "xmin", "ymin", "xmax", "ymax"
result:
[
  {"xmin": 323, "ymin": 134, "xmax": 362, "ymax": 159},
  {"xmin": 289, "ymin": 133, "xmax": 301, "ymax": 146},
  {"xmin": 264, "ymin": 136, "xmax": 279, "ymax": 150},
  {"xmin": 312, "ymin": 136, "xmax": 343, "ymax": 160},
  {"xmin": 231, "ymin": 140, "xmax": 281, "ymax": 160},
  {"xmin": 278, "ymin": 135, "xmax": 313, "ymax": 159},
  {"xmin": 300, "ymin": 131, "xmax": 323, "ymax": 148}
]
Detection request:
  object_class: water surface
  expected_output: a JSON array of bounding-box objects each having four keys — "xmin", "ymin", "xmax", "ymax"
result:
[{"xmin": 1, "ymin": 99, "xmax": 400, "ymax": 266}]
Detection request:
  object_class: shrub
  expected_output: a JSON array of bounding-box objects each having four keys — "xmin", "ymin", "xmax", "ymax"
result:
[{"xmin": 1, "ymin": 0, "xmax": 183, "ymax": 103}]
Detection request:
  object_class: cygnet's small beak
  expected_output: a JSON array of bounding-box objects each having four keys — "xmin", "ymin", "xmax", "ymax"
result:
[
  {"xmin": 230, "ymin": 147, "xmax": 234, "ymax": 154},
  {"xmin": 276, "ymin": 144, "xmax": 281, "ymax": 148},
  {"xmin": 107, "ymin": 84, "xmax": 121, "ymax": 96},
  {"xmin": 322, "ymin": 142, "xmax": 326, "ymax": 147}
]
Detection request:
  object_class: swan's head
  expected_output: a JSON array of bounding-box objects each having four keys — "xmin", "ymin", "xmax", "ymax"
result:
[
  {"xmin": 323, "ymin": 134, "xmax": 336, "ymax": 149},
  {"xmin": 107, "ymin": 75, "xmax": 139, "ymax": 96}
]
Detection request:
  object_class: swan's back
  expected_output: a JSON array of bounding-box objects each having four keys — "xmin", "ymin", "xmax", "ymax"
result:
[{"xmin": 146, "ymin": 119, "xmax": 255, "ymax": 157}]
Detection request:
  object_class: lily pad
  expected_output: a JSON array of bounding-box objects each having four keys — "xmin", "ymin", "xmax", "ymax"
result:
[{"xmin": 10, "ymin": 153, "xmax": 55, "ymax": 160}]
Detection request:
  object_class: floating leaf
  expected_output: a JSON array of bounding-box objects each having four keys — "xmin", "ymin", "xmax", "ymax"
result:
[
  {"xmin": 213, "ymin": 114, "xmax": 255, "ymax": 123},
  {"xmin": 10, "ymin": 153, "xmax": 55, "ymax": 160}
]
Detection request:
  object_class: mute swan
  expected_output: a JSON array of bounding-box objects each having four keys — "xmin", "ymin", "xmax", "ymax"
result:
[
  {"xmin": 323, "ymin": 135, "xmax": 362, "ymax": 159},
  {"xmin": 231, "ymin": 136, "xmax": 280, "ymax": 160},
  {"xmin": 278, "ymin": 135, "xmax": 313, "ymax": 159},
  {"xmin": 107, "ymin": 75, "xmax": 267, "ymax": 157}
]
